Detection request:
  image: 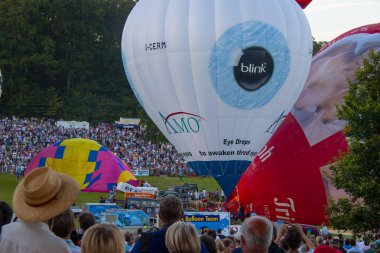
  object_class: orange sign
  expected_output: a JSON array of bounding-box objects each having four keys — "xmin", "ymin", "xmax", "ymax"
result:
[{"xmin": 124, "ymin": 192, "xmax": 154, "ymax": 200}]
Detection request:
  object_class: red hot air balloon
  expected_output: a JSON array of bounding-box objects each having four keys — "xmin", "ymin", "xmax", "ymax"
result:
[
  {"xmin": 228, "ymin": 24, "xmax": 380, "ymax": 225},
  {"xmin": 296, "ymin": 0, "xmax": 312, "ymax": 9}
]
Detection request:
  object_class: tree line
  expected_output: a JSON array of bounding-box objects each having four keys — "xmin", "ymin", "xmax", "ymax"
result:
[{"xmin": 0, "ymin": 0, "xmax": 140, "ymax": 123}]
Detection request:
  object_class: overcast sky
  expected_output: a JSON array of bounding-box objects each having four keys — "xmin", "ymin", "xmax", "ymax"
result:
[{"xmin": 304, "ymin": 0, "xmax": 380, "ymax": 42}]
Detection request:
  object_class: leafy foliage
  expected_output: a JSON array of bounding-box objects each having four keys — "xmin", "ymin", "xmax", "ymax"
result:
[
  {"xmin": 0, "ymin": 0, "xmax": 139, "ymax": 122},
  {"xmin": 313, "ymin": 37, "xmax": 327, "ymax": 55},
  {"xmin": 138, "ymin": 108, "xmax": 168, "ymax": 143},
  {"xmin": 328, "ymin": 50, "xmax": 380, "ymax": 234}
]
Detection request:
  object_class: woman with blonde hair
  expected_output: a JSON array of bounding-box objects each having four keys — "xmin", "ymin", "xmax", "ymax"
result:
[
  {"xmin": 165, "ymin": 221, "xmax": 201, "ymax": 253},
  {"xmin": 81, "ymin": 223, "xmax": 125, "ymax": 253}
]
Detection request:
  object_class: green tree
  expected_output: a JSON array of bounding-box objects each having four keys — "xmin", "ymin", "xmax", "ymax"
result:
[
  {"xmin": 313, "ymin": 37, "xmax": 327, "ymax": 55},
  {"xmin": 0, "ymin": 0, "xmax": 139, "ymax": 122},
  {"xmin": 44, "ymin": 87, "xmax": 62, "ymax": 118},
  {"xmin": 328, "ymin": 49, "xmax": 380, "ymax": 234},
  {"xmin": 138, "ymin": 108, "xmax": 167, "ymax": 143}
]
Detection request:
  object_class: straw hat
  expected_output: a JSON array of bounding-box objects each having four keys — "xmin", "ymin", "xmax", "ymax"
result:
[{"xmin": 13, "ymin": 167, "xmax": 80, "ymax": 222}]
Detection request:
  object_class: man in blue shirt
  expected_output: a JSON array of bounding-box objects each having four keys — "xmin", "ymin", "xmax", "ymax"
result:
[
  {"xmin": 132, "ymin": 195, "xmax": 209, "ymax": 253},
  {"xmin": 321, "ymin": 223, "xmax": 329, "ymax": 236}
]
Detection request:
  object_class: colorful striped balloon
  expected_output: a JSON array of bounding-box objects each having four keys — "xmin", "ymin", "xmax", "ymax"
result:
[{"xmin": 26, "ymin": 138, "xmax": 137, "ymax": 192}]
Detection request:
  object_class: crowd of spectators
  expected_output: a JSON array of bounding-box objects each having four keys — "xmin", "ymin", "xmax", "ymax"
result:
[
  {"xmin": 0, "ymin": 117, "xmax": 190, "ymax": 177},
  {"xmin": 1, "ymin": 167, "xmax": 380, "ymax": 253}
]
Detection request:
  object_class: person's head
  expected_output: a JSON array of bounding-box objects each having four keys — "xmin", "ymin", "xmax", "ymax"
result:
[
  {"xmin": 369, "ymin": 242, "xmax": 376, "ymax": 250},
  {"xmin": 240, "ymin": 216, "xmax": 273, "ymax": 253},
  {"xmin": 331, "ymin": 239, "xmax": 339, "ymax": 249},
  {"xmin": 363, "ymin": 236, "xmax": 370, "ymax": 246},
  {"xmin": 124, "ymin": 232, "xmax": 135, "ymax": 245},
  {"xmin": 200, "ymin": 235, "xmax": 217, "ymax": 253},
  {"xmin": 48, "ymin": 209, "xmax": 75, "ymax": 239},
  {"xmin": 217, "ymin": 228, "xmax": 222, "ymax": 235},
  {"xmin": 79, "ymin": 212, "xmax": 96, "ymax": 231},
  {"xmin": 0, "ymin": 201, "xmax": 13, "ymax": 233},
  {"xmin": 81, "ymin": 223, "xmax": 125, "ymax": 253},
  {"xmin": 158, "ymin": 195, "xmax": 183, "ymax": 225},
  {"xmin": 165, "ymin": 221, "xmax": 201, "ymax": 253},
  {"xmin": 206, "ymin": 229, "xmax": 217, "ymax": 240},
  {"xmin": 12, "ymin": 167, "xmax": 79, "ymax": 222},
  {"xmin": 349, "ymin": 238, "xmax": 356, "ymax": 247},
  {"xmin": 216, "ymin": 240, "xmax": 226, "ymax": 253},
  {"xmin": 223, "ymin": 237, "xmax": 235, "ymax": 253},
  {"xmin": 284, "ymin": 225, "xmax": 303, "ymax": 250}
]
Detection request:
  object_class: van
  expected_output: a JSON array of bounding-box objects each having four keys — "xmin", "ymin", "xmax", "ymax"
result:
[
  {"xmin": 124, "ymin": 197, "xmax": 158, "ymax": 215},
  {"xmin": 137, "ymin": 186, "xmax": 159, "ymax": 196}
]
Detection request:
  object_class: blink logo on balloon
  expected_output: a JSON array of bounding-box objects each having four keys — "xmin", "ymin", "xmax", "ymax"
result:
[{"xmin": 234, "ymin": 47, "xmax": 274, "ymax": 91}]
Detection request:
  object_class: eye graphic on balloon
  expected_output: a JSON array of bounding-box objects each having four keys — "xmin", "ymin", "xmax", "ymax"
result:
[{"xmin": 209, "ymin": 21, "xmax": 290, "ymax": 110}]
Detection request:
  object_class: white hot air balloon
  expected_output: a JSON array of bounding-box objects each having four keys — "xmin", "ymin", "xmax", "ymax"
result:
[{"xmin": 121, "ymin": 0, "xmax": 312, "ymax": 197}]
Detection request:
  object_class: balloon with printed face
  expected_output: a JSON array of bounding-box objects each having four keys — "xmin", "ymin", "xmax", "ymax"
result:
[
  {"xmin": 121, "ymin": 0, "xmax": 312, "ymax": 197},
  {"xmin": 26, "ymin": 138, "xmax": 137, "ymax": 192},
  {"xmin": 228, "ymin": 24, "xmax": 380, "ymax": 224}
]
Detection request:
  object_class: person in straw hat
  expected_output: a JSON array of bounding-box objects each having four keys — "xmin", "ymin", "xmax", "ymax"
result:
[{"xmin": 0, "ymin": 167, "xmax": 80, "ymax": 253}]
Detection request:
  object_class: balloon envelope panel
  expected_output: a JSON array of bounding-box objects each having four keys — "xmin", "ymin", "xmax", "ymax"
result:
[
  {"xmin": 122, "ymin": 0, "xmax": 312, "ymax": 196},
  {"xmin": 229, "ymin": 24, "xmax": 380, "ymax": 224},
  {"xmin": 295, "ymin": 0, "xmax": 312, "ymax": 9},
  {"xmin": 26, "ymin": 138, "xmax": 137, "ymax": 192}
]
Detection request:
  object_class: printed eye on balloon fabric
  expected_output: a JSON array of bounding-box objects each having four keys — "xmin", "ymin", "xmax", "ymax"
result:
[{"xmin": 209, "ymin": 21, "xmax": 290, "ymax": 110}]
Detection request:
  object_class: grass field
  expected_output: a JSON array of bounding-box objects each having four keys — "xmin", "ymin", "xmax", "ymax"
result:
[{"xmin": 0, "ymin": 174, "xmax": 220, "ymax": 207}]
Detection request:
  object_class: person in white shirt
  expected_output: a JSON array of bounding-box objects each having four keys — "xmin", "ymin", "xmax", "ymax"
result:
[
  {"xmin": 0, "ymin": 167, "xmax": 80, "ymax": 253},
  {"xmin": 202, "ymin": 188, "xmax": 207, "ymax": 200}
]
